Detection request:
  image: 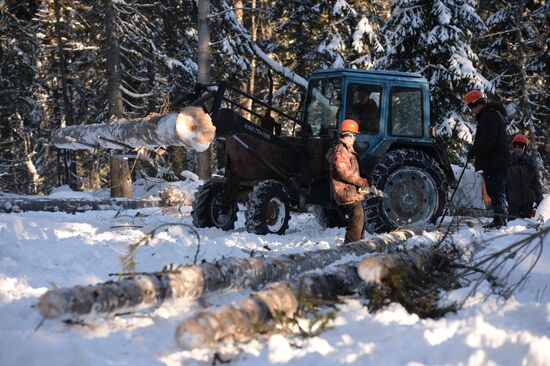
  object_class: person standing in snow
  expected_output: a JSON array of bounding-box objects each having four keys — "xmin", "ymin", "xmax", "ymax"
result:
[
  {"xmin": 507, "ymin": 134, "xmax": 543, "ymax": 219},
  {"xmin": 326, "ymin": 119, "xmax": 380, "ymax": 243},
  {"xmin": 465, "ymin": 90, "xmax": 511, "ymax": 228}
]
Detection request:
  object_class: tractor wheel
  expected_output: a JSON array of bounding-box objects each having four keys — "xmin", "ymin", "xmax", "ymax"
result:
[
  {"xmin": 364, "ymin": 149, "xmax": 449, "ymax": 233},
  {"xmin": 245, "ymin": 180, "xmax": 291, "ymax": 235},
  {"xmin": 191, "ymin": 181, "xmax": 238, "ymax": 230},
  {"xmin": 312, "ymin": 205, "xmax": 347, "ymax": 229}
]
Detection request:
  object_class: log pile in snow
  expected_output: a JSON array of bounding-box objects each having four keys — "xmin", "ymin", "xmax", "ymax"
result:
[
  {"xmin": 52, "ymin": 106, "xmax": 215, "ymax": 152},
  {"xmin": 174, "ymin": 240, "xmax": 443, "ymax": 350},
  {"xmin": 36, "ymin": 229, "xmax": 419, "ymax": 320}
]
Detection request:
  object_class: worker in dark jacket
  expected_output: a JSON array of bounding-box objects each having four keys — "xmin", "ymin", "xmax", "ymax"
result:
[
  {"xmin": 465, "ymin": 90, "xmax": 511, "ymax": 228},
  {"xmin": 507, "ymin": 134, "xmax": 543, "ymax": 218},
  {"xmin": 326, "ymin": 119, "xmax": 380, "ymax": 243}
]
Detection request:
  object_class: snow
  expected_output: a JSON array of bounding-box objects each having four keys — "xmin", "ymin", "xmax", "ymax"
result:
[{"xmin": 1, "ymin": 184, "xmax": 549, "ymax": 365}]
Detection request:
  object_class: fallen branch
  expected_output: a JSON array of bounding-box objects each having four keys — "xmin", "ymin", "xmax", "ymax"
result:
[{"xmin": 36, "ymin": 229, "xmax": 419, "ymax": 320}]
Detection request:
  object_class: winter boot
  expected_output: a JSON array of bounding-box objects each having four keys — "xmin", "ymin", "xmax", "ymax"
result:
[{"xmin": 483, "ymin": 216, "xmax": 507, "ymax": 229}]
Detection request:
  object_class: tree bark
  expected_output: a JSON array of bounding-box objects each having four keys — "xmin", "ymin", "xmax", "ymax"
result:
[
  {"xmin": 197, "ymin": 0, "xmax": 211, "ymax": 179},
  {"xmin": 52, "ymin": 107, "xmax": 215, "ymax": 152},
  {"xmin": 53, "ymin": 0, "xmax": 77, "ymax": 190},
  {"xmin": 36, "ymin": 229, "xmax": 420, "ymax": 320},
  {"xmin": 104, "ymin": 0, "xmax": 132, "ymax": 198},
  {"xmin": 357, "ymin": 246, "xmax": 436, "ymax": 285}
]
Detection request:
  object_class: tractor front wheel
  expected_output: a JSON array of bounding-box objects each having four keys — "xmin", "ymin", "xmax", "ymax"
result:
[
  {"xmin": 245, "ymin": 180, "xmax": 291, "ymax": 235},
  {"xmin": 191, "ymin": 181, "xmax": 238, "ymax": 231},
  {"xmin": 364, "ymin": 149, "xmax": 449, "ymax": 233}
]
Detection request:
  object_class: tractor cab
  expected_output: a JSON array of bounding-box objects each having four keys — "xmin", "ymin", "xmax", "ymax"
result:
[{"xmin": 304, "ymin": 69, "xmax": 431, "ymax": 159}]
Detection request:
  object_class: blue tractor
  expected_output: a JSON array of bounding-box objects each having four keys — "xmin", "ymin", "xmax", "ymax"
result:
[{"xmin": 188, "ymin": 69, "xmax": 455, "ymax": 235}]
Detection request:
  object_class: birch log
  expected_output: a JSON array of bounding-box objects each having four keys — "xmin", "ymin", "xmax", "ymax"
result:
[
  {"xmin": 357, "ymin": 246, "xmax": 437, "ymax": 285},
  {"xmin": 36, "ymin": 230, "xmax": 417, "ymax": 320},
  {"xmin": 52, "ymin": 106, "xmax": 215, "ymax": 152},
  {"xmin": 174, "ymin": 264, "xmax": 365, "ymax": 349},
  {"xmin": 175, "ymin": 238, "xmax": 444, "ymax": 350}
]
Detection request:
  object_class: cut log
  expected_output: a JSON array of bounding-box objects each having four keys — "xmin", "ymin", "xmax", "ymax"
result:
[
  {"xmin": 175, "ymin": 241, "xmax": 444, "ymax": 350},
  {"xmin": 357, "ymin": 247, "xmax": 436, "ymax": 285},
  {"xmin": 52, "ymin": 106, "xmax": 215, "ymax": 152},
  {"xmin": 36, "ymin": 230, "xmax": 418, "ymax": 320}
]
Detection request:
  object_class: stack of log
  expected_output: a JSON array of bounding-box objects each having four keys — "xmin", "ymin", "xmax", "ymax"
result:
[
  {"xmin": 52, "ymin": 106, "xmax": 215, "ymax": 152},
  {"xmin": 35, "ymin": 229, "xmax": 446, "ymax": 350}
]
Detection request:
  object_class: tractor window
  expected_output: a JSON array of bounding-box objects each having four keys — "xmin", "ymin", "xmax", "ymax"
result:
[
  {"xmin": 389, "ymin": 88, "xmax": 423, "ymax": 137},
  {"xmin": 304, "ymin": 78, "xmax": 341, "ymax": 136},
  {"xmin": 345, "ymin": 84, "xmax": 381, "ymax": 134}
]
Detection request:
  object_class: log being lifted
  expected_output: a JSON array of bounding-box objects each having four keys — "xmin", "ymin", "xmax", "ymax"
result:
[
  {"xmin": 175, "ymin": 238, "xmax": 443, "ymax": 350},
  {"xmin": 36, "ymin": 230, "xmax": 419, "ymax": 320},
  {"xmin": 51, "ymin": 106, "xmax": 215, "ymax": 152}
]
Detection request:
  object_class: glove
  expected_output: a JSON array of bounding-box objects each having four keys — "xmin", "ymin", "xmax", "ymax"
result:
[
  {"xmin": 358, "ymin": 186, "xmax": 384, "ymax": 197},
  {"xmin": 466, "ymin": 150, "xmax": 474, "ymax": 161}
]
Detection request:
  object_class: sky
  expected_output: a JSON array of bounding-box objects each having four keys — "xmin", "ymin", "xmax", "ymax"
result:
[{"xmin": 0, "ymin": 178, "xmax": 549, "ymax": 366}]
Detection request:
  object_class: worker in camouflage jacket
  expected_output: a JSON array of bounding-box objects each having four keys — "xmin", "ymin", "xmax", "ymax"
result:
[
  {"xmin": 465, "ymin": 90, "xmax": 511, "ymax": 228},
  {"xmin": 327, "ymin": 119, "xmax": 378, "ymax": 243},
  {"xmin": 507, "ymin": 134, "xmax": 543, "ymax": 218}
]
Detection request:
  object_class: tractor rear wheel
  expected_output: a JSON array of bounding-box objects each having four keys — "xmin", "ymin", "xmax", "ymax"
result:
[
  {"xmin": 191, "ymin": 181, "xmax": 238, "ymax": 230},
  {"xmin": 245, "ymin": 180, "xmax": 291, "ymax": 235},
  {"xmin": 364, "ymin": 149, "xmax": 448, "ymax": 233},
  {"xmin": 313, "ymin": 205, "xmax": 347, "ymax": 229}
]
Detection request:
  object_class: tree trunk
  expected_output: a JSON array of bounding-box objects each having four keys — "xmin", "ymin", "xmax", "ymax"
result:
[
  {"xmin": 53, "ymin": 0, "xmax": 78, "ymax": 190},
  {"xmin": 104, "ymin": 0, "xmax": 132, "ymax": 198},
  {"xmin": 196, "ymin": 0, "xmax": 211, "ymax": 180},
  {"xmin": 52, "ymin": 107, "xmax": 215, "ymax": 151},
  {"xmin": 175, "ymin": 244, "xmax": 442, "ymax": 350},
  {"xmin": 36, "ymin": 229, "xmax": 421, "ymax": 320},
  {"xmin": 357, "ymin": 246, "xmax": 436, "ymax": 285}
]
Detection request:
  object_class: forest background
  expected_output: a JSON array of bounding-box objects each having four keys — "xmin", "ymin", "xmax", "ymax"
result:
[{"xmin": 1, "ymin": 0, "xmax": 549, "ymax": 196}]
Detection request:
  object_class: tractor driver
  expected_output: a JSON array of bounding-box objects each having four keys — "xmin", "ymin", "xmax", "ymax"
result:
[
  {"xmin": 327, "ymin": 119, "xmax": 381, "ymax": 243},
  {"xmin": 349, "ymin": 89, "xmax": 380, "ymax": 133}
]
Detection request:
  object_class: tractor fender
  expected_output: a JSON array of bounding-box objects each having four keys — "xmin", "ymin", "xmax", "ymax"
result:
[{"xmin": 359, "ymin": 138, "xmax": 456, "ymax": 187}]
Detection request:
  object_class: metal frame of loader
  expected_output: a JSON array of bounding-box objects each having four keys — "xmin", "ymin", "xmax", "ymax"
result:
[{"xmin": 187, "ymin": 82, "xmax": 316, "ymax": 197}]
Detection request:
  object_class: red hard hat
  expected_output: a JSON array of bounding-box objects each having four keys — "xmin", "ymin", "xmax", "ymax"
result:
[
  {"xmin": 464, "ymin": 90, "xmax": 486, "ymax": 107},
  {"xmin": 340, "ymin": 119, "xmax": 359, "ymax": 134},
  {"xmin": 512, "ymin": 134, "xmax": 528, "ymax": 145}
]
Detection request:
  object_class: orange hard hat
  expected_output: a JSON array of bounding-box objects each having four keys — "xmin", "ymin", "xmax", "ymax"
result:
[
  {"xmin": 464, "ymin": 90, "xmax": 486, "ymax": 107},
  {"xmin": 512, "ymin": 134, "xmax": 528, "ymax": 145},
  {"xmin": 340, "ymin": 119, "xmax": 359, "ymax": 134}
]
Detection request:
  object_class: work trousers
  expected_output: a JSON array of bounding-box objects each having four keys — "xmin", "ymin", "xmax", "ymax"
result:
[
  {"xmin": 484, "ymin": 168, "xmax": 508, "ymax": 218},
  {"xmin": 343, "ymin": 201, "xmax": 365, "ymax": 244}
]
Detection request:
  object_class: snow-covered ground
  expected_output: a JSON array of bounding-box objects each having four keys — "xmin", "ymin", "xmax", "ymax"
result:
[{"xmin": 1, "ymin": 182, "xmax": 549, "ymax": 366}]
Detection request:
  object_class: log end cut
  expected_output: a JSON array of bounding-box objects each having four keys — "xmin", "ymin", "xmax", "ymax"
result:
[
  {"xmin": 357, "ymin": 255, "xmax": 395, "ymax": 285},
  {"xmin": 36, "ymin": 290, "xmax": 68, "ymax": 319},
  {"xmin": 175, "ymin": 107, "xmax": 216, "ymax": 152}
]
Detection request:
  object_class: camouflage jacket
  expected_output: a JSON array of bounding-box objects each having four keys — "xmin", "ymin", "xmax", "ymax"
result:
[{"xmin": 327, "ymin": 141, "xmax": 369, "ymax": 205}]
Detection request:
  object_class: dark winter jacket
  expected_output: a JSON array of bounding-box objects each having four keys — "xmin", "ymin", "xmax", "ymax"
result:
[
  {"xmin": 327, "ymin": 141, "xmax": 369, "ymax": 205},
  {"xmin": 507, "ymin": 152, "xmax": 543, "ymax": 210},
  {"xmin": 469, "ymin": 102, "xmax": 511, "ymax": 171}
]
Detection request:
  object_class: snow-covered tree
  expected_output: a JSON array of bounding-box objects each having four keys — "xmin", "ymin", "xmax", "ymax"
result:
[
  {"xmin": 0, "ymin": 1, "xmax": 46, "ymax": 193},
  {"xmin": 477, "ymin": 0, "xmax": 549, "ymax": 175},
  {"xmin": 378, "ymin": 0, "xmax": 490, "ymax": 161}
]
